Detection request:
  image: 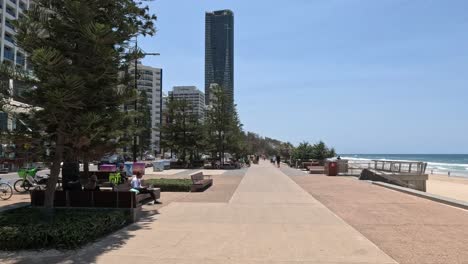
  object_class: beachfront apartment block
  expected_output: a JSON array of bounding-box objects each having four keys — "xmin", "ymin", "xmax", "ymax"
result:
[
  {"xmin": 0, "ymin": 0, "xmax": 31, "ymax": 71},
  {"xmin": 0, "ymin": 0, "xmax": 31, "ymax": 134},
  {"xmin": 169, "ymin": 86, "xmax": 206, "ymax": 121},
  {"xmin": 130, "ymin": 63, "xmax": 163, "ymax": 154}
]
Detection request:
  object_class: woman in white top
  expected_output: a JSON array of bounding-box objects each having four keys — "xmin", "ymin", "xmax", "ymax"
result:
[{"xmin": 130, "ymin": 172, "xmax": 157, "ymax": 205}]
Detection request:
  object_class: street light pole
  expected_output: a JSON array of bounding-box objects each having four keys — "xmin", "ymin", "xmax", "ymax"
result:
[
  {"xmin": 132, "ymin": 36, "xmax": 160, "ymax": 162},
  {"xmin": 133, "ymin": 38, "xmax": 138, "ymax": 162}
]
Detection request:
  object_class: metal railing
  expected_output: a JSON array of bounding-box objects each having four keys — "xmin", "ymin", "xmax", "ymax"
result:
[{"xmin": 338, "ymin": 159, "xmax": 428, "ymax": 176}]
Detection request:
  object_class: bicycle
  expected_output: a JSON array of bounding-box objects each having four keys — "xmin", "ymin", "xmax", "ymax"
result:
[
  {"xmin": 0, "ymin": 178, "xmax": 13, "ymax": 200},
  {"xmin": 13, "ymin": 167, "xmax": 40, "ymax": 193}
]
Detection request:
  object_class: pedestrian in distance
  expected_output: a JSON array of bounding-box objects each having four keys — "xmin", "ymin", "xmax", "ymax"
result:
[{"xmin": 276, "ymin": 155, "xmax": 281, "ymax": 168}]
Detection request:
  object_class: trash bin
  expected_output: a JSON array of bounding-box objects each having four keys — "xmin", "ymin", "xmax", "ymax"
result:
[
  {"xmin": 99, "ymin": 164, "xmax": 116, "ymax": 172},
  {"xmin": 163, "ymin": 160, "xmax": 171, "ymax": 170},
  {"xmin": 325, "ymin": 161, "xmax": 338, "ymax": 176},
  {"xmin": 153, "ymin": 161, "xmax": 164, "ymax": 172},
  {"xmin": 133, "ymin": 162, "xmax": 146, "ymax": 175},
  {"xmin": 124, "ymin": 162, "xmax": 133, "ymax": 176}
]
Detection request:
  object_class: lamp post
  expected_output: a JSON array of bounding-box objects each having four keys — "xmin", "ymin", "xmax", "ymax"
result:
[{"xmin": 132, "ymin": 36, "xmax": 160, "ymax": 162}]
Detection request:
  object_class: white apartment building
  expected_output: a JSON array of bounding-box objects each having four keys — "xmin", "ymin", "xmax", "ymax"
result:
[
  {"xmin": 0, "ymin": 0, "xmax": 30, "ymax": 71},
  {"xmin": 131, "ymin": 63, "xmax": 163, "ymax": 153},
  {"xmin": 169, "ymin": 86, "xmax": 205, "ymax": 120},
  {"xmin": 0, "ymin": 0, "xmax": 31, "ymax": 134}
]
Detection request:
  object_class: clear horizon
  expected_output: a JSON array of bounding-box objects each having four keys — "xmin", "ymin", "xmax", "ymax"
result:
[{"xmin": 139, "ymin": 0, "xmax": 468, "ymax": 154}]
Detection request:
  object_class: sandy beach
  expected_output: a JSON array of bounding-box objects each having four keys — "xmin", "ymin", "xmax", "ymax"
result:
[{"xmin": 427, "ymin": 174, "xmax": 468, "ymax": 202}]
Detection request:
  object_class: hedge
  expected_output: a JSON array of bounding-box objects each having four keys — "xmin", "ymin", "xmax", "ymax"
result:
[
  {"xmin": 0, "ymin": 207, "xmax": 129, "ymax": 250},
  {"xmin": 145, "ymin": 178, "xmax": 192, "ymax": 192}
]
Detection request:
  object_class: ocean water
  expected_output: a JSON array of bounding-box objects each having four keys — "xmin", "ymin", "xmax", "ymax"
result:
[{"xmin": 341, "ymin": 154, "xmax": 468, "ymax": 177}]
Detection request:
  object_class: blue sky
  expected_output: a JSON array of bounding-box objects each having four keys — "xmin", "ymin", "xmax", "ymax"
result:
[{"xmin": 140, "ymin": 0, "xmax": 468, "ymax": 154}]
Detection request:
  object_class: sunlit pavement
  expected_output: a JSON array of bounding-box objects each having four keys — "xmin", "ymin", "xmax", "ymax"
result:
[{"xmin": 61, "ymin": 161, "xmax": 396, "ymax": 264}]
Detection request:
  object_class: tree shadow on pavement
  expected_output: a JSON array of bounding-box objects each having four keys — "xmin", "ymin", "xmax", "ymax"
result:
[{"xmin": 0, "ymin": 208, "xmax": 161, "ymax": 264}]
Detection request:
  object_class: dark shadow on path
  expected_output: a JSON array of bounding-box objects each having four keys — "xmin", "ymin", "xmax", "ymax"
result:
[{"xmin": 0, "ymin": 207, "xmax": 161, "ymax": 264}]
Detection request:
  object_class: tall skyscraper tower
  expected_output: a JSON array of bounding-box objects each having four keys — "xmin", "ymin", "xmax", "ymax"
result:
[{"xmin": 205, "ymin": 10, "xmax": 234, "ymax": 109}]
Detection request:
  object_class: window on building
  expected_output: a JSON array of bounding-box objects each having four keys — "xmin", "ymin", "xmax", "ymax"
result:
[{"xmin": 0, "ymin": 113, "xmax": 8, "ymax": 131}]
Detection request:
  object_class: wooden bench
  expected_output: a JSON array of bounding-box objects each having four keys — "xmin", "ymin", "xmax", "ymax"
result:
[{"xmin": 190, "ymin": 172, "xmax": 213, "ymax": 192}]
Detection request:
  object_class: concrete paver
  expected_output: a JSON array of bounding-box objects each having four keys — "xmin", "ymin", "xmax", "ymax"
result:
[
  {"xmin": 0, "ymin": 192, "xmax": 30, "ymax": 212},
  {"xmin": 290, "ymin": 173, "xmax": 468, "ymax": 264},
  {"xmin": 177, "ymin": 174, "xmax": 244, "ymax": 203}
]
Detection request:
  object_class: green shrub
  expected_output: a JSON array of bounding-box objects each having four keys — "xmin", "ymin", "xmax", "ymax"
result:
[
  {"xmin": 145, "ymin": 178, "xmax": 192, "ymax": 192},
  {"xmin": 0, "ymin": 207, "xmax": 129, "ymax": 250}
]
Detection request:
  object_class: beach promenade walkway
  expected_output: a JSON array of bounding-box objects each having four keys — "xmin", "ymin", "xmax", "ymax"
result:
[{"xmin": 38, "ymin": 161, "xmax": 394, "ymax": 264}]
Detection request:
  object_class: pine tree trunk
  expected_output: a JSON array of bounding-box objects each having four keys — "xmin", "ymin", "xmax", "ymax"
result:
[
  {"xmin": 83, "ymin": 156, "xmax": 89, "ymax": 176},
  {"xmin": 43, "ymin": 130, "xmax": 65, "ymax": 211},
  {"xmin": 82, "ymin": 153, "xmax": 90, "ymax": 184}
]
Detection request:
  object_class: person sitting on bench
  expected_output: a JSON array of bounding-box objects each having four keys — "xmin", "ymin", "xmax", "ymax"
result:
[
  {"xmin": 83, "ymin": 174, "xmax": 100, "ymax": 191},
  {"xmin": 130, "ymin": 172, "xmax": 157, "ymax": 205},
  {"xmin": 117, "ymin": 164, "xmax": 128, "ymax": 182}
]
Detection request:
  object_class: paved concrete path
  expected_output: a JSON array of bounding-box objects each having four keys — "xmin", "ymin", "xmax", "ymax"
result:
[
  {"xmin": 72, "ymin": 161, "xmax": 395, "ymax": 264},
  {"xmin": 11, "ymin": 162, "xmax": 395, "ymax": 264}
]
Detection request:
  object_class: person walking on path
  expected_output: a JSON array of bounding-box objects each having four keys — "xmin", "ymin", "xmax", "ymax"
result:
[{"xmin": 276, "ymin": 155, "xmax": 281, "ymax": 168}]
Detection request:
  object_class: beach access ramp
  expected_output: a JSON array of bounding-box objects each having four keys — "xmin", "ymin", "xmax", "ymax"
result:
[{"xmin": 340, "ymin": 160, "xmax": 429, "ymax": 191}]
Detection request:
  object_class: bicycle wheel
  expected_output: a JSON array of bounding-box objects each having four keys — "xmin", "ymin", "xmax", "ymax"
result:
[
  {"xmin": 0, "ymin": 183, "xmax": 13, "ymax": 200},
  {"xmin": 13, "ymin": 179, "xmax": 31, "ymax": 193}
]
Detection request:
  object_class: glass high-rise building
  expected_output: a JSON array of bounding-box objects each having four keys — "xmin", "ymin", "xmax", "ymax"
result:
[{"xmin": 205, "ymin": 10, "xmax": 234, "ymax": 109}]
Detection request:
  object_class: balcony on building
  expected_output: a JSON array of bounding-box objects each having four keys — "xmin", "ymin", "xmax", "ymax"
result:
[
  {"xmin": 19, "ymin": 1, "xmax": 27, "ymax": 11},
  {"xmin": 4, "ymin": 48, "xmax": 15, "ymax": 62},
  {"xmin": 16, "ymin": 53, "xmax": 25, "ymax": 67},
  {"xmin": 4, "ymin": 33, "xmax": 15, "ymax": 44},
  {"xmin": 5, "ymin": 19, "xmax": 15, "ymax": 31},
  {"xmin": 6, "ymin": 6, "xmax": 16, "ymax": 18}
]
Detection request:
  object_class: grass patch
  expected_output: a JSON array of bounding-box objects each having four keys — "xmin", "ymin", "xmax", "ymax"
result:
[
  {"xmin": 0, "ymin": 207, "xmax": 129, "ymax": 250},
  {"xmin": 145, "ymin": 178, "xmax": 192, "ymax": 192}
]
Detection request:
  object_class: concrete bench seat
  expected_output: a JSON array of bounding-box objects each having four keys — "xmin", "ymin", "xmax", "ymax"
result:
[
  {"xmin": 307, "ymin": 166, "xmax": 325, "ymax": 174},
  {"xmin": 190, "ymin": 172, "xmax": 213, "ymax": 192},
  {"xmin": 30, "ymin": 188, "xmax": 160, "ymax": 209}
]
